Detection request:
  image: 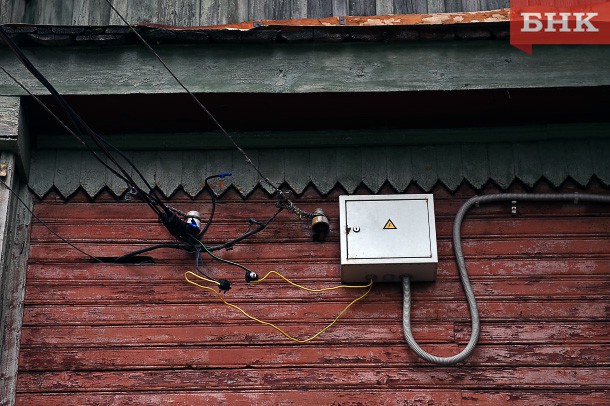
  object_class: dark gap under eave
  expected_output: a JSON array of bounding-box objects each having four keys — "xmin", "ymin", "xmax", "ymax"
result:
[{"xmin": 24, "ymin": 86, "xmax": 610, "ymax": 137}]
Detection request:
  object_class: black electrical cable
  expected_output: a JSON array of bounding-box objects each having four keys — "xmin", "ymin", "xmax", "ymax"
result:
[
  {"xmin": 198, "ymin": 173, "xmax": 231, "ymax": 237},
  {"xmin": 0, "ymin": 49, "xmax": 124, "ymax": 180},
  {"xmin": 114, "ymin": 205, "xmax": 283, "ymax": 261},
  {"xmin": 113, "ymin": 243, "xmax": 195, "ymax": 263},
  {"xmin": 0, "ymin": 27, "xmax": 164, "ymax": 217},
  {"xmin": 194, "ymin": 247, "xmax": 219, "ymax": 282},
  {"xmin": 101, "ymin": 0, "xmax": 281, "ymax": 196},
  {"xmin": 95, "ymin": 135, "xmax": 163, "ymax": 203},
  {"xmin": 208, "ymin": 207, "xmax": 284, "ymax": 252},
  {"xmin": 102, "ymin": 2, "xmax": 317, "ymax": 222},
  {"xmin": 0, "ymin": 178, "xmax": 103, "ymax": 263},
  {"xmin": 0, "ymin": 64, "xmax": 135, "ymax": 189},
  {"xmin": 2, "ymin": 21, "xmax": 297, "ymax": 278}
]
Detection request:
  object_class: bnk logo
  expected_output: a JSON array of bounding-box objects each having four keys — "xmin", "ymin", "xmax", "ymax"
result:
[
  {"xmin": 510, "ymin": 0, "xmax": 610, "ymax": 54},
  {"xmin": 521, "ymin": 12, "xmax": 599, "ymax": 32}
]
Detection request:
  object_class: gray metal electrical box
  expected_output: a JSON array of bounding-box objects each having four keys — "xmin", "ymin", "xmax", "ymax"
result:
[{"xmin": 339, "ymin": 194, "xmax": 438, "ymax": 283}]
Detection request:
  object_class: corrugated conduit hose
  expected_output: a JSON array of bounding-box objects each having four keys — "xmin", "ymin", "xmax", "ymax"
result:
[{"xmin": 402, "ymin": 192, "xmax": 610, "ymax": 365}]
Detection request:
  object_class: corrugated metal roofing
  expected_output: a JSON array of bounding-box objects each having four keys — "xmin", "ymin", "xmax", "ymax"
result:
[{"xmin": 29, "ymin": 138, "xmax": 610, "ymax": 199}]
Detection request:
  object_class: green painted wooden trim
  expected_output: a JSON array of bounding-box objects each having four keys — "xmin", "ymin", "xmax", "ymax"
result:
[
  {"xmin": 2, "ymin": 41, "xmax": 610, "ymax": 96},
  {"xmin": 28, "ymin": 137, "xmax": 610, "ymax": 198},
  {"xmin": 34, "ymin": 123, "xmax": 610, "ymax": 150}
]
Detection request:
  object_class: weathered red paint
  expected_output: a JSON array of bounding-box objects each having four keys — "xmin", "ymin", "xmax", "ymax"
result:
[{"xmin": 18, "ymin": 182, "xmax": 610, "ymax": 403}]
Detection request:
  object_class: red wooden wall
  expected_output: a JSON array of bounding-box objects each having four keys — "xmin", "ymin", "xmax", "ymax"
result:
[{"xmin": 18, "ymin": 180, "xmax": 610, "ymax": 404}]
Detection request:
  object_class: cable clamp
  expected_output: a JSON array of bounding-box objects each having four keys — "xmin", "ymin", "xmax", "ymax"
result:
[
  {"xmin": 574, "ymin": 192, "xmax": 579, "ymax": 205},
  {"xmin": 511, "ymin": 200, "xmax": 518, "ymax": 216},
  {"xmin": 124, "ymin": 187, "xmax": 138, "ymax": 201}
]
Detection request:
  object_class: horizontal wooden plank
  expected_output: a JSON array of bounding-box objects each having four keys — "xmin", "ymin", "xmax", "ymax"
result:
[
  {"xmin": 16, "ymin": 390, "xmax": 463, "ymax": 405},
  {"xmin": 26, "ymin": 258, "xmax": 610, "ymax": 281},
  {"xmin": 32, "ymin": 124, "xmax": 610, "ymax": 152},
  {"xmin": 22, "ymin": 277, "xmax": 610, "ymax": 305},
  {"xmin": 456, "ymin": 322, "xmax": 610, "ymax": 345},
  {"xmin": 29, "ymin": 220, "xmax": 332, "ymax": 244},
  {"xmin": 462, "ymin": 390, "xmax": 610, "ymax": 405},
  {"xmin": 29, "ymin": 217, "xmax": 610, "ymax": 243},
  {"xmin": 18, "ymin": 344, "xmax": 610, "ymax": 371},
  {"xmin": 3, "ymin": 43, "xmax": 610, "ymax": 96},
  {"xmin": 20, "ymin": 322, "xmax": 608, "ymax": 348},
  {"xmin": 16, "ymin": 367, "xmax": 610, "ymax": 392},
  {"xmin": 26, "ymin": 236, "xmax": 610, "ymax": 263},
  {"xmin": 31, "ymin": 197, "xmax": 610, "ymax": 221},
  {"xmin": 22, "ymin": 299, "xmax": 608, "ymax": 327},
  {"xmin": 19, "ymin": 323, "xmax": 453, "ymax": 347},
  {"xmin": 15, "ymin": 390, "xmax": 610, "ymax": 406}
]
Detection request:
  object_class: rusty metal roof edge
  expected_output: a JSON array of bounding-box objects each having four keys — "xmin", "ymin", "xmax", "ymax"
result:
[
  {"xmin": 139, "ymin": 8, "xmax": 510, "ymax": 31},
  {"xmin": 0, "ymin": 9, "xmax": 510, "ymax": 47}
]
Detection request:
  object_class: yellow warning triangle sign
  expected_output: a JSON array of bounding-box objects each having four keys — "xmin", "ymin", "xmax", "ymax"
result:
[{"xmin": 383, "ymin": 219, "xmax": 397, "ymax": 230}]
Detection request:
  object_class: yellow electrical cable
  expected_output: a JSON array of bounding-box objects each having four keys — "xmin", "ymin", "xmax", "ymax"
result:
[
  {"xmin": 252, "ymin": 270, "xmax": 369, "ymax": 292},
  {"xmin": 184, "ymin": 270, "xmax": 373, "ymax": 344},
  {"xmin": 195, "ymin": 274, "xmax": 221, "ymax": 286}
]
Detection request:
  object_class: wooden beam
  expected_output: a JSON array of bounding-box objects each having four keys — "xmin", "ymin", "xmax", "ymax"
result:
[
  {"xmin": 0, "ymin": 97, "xmax": 30, "ymax": 406},
  {"xmin": 1, "ymin": 42, "xmax": 609, "ymax": 96},
  {"xmin": 0, "ymin": 98, "xmax": 19, "ymax": 148},
  {"xmin": 0, "ymin": 153, "xmax": 15, "ymax": 264},
  {"xmin": 0, "ymin": 97, "xmax": 28, "ymax": 178},
  {"xmin": 0, "ymin": 153, "xmax": 32, "ymax": 406},
  {"xmin": 33, "ymin": 123, "xmax": 610, "ymax": 150},
  {"xmin": 0, "ymin": 152, "xmax": 14, "ymax": 405}
]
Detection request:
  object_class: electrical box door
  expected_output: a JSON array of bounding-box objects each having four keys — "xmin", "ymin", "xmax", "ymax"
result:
[{"xmin": 339, "ymin": 194, "xmax": 438, "ymax": 283}]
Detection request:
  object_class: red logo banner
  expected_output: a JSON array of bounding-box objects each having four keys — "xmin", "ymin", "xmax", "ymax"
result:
[{"xmin": 510, "ymin": 0, "xmax": 610, "ymax": 54}]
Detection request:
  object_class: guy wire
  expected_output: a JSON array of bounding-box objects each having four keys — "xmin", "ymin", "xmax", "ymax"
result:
[{"xmin": 103, "ymin": 0, "xmax": 315, "ymax": 219}]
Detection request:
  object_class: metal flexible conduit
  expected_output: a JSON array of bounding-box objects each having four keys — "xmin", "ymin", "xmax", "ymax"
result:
[{"xmin": 402, "ymin": 192, "xmax": 610, "ymax": 365}]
